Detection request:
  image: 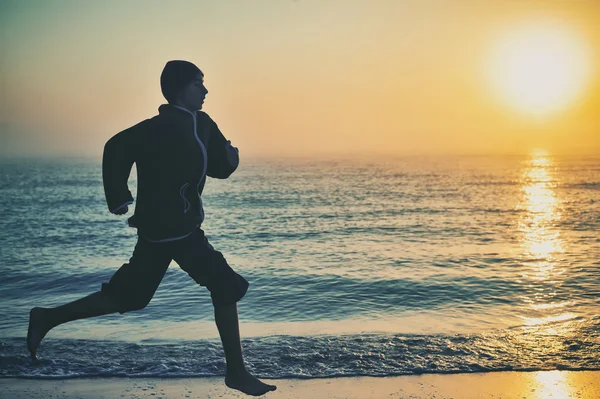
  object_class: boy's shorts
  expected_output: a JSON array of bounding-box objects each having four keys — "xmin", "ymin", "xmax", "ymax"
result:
[{"xmin": 101, "ymin": 227, "xmax": 249, "ymax": 313}]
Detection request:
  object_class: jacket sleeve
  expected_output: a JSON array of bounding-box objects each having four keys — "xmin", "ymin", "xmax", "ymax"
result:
[
  {"xmin": 102, "ymin": 127, "xmax": 136, "ymax": 213},
  {"xmin": 203, "ymin": 114, "xmax": 239, "ymax": 179}
]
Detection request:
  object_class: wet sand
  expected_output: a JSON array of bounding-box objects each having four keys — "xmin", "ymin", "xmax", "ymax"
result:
[{"xmin": 1, "ymin": 371, "xmax": 599, "ymax": 398}]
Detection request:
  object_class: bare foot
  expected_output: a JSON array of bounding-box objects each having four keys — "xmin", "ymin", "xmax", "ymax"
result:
[
  {"xmin": 27, "ymin": 307, "xmax": 53, "ymax": 360},
  {"xmin": 225, "ymin": 369, "xmax": 277, "ymax": 396}
]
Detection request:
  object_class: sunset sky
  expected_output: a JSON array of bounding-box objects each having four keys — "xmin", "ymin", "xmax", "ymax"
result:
[{"xmin": 1, "ymin": 0, "xmax": 598, "ymax": 158}]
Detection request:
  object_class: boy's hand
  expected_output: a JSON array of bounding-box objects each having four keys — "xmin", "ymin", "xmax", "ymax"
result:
[
  {"xmin": 112, "ymin": 205, "xmax": 128, "ymax": 215},
  {"xmin": 225, "ymin": 140, "xmax": 239, "ymax": 167}
]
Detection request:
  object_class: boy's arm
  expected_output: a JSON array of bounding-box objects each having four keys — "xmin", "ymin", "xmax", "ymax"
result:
[
  {"xmin": 102, "ymin": 129, "xmax": 135, "ymax": 214},
  {"xmin": 203, "ymin": 114, "xmax": 240, "ymax": 179}
]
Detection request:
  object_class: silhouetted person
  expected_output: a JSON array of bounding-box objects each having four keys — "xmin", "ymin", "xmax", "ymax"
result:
[{"xmin": 27, "ymin": 60, "xmax": 276, "ymax": 396}]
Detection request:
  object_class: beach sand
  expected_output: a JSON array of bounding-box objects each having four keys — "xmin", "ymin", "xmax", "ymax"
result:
[{"xmin": 1, "ymin": 371, "xmax": 599, "ymax": 399}]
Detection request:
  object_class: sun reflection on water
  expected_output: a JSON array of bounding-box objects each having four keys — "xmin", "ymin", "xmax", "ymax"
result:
[
  {"xmin": 518, "ymin": 149, "xmax": 564, "ymax": 290},
  {"xmin": 519, "ymin": 150, "xmax": 563, "ymax": 262},
  {"xmin": 514, "ymin": 150, "xmax": 580, "ymax": 365},
  {"xmin": 533, "ymin": 370, "xmax": 573, "ymax": 399}
]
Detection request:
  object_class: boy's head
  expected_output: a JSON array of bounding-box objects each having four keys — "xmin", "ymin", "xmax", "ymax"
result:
[{"xmin": 160, "ymin": 60, "xmax": 208, "ymax": 111}]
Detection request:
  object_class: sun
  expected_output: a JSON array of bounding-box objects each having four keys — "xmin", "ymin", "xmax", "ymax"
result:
[{"xmin": 487, "ymin": 20, "xmax": 592, "ymax": 117}]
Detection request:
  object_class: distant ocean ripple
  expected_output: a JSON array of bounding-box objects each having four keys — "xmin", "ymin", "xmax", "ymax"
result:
[{"xmin": 1, "ymin": 154, "xmax": 599, "ymax": 378}]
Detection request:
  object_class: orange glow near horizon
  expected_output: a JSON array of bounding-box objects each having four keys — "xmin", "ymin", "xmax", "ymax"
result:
[{"xmin": 1, "ymin": 1, "xmax": 598, "ymax": 158}]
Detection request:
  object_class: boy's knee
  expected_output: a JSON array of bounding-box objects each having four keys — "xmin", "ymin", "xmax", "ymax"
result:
[
  {"xmin": 118, "ymin": 296, "xmax": 152, "ymax": 313},
  {"xmin": 209, "ymin": 276, "xmax": 249, "ymax": 307},
  {"xmin": 101, "ymin": 284, "xmax": 152, "ymax": 314}
]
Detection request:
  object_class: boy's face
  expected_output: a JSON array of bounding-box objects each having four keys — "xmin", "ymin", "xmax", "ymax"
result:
[{"xmin": 175, "ymin": 72, "xmax": 208, "ymax": 111}]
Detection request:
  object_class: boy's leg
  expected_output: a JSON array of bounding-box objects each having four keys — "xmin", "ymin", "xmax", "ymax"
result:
[
  {"xmin": 174, "ymin": 229, "xmax": 276, "ymax": 396},
  {"xmin": 27, "ymin": 236, "xmax": 173, "ymax": 360},
  {"xmin": 214, "ymin": 302, "xmax": 277, "ymax": 396},
  {"xmin": 27, "ymin": 291, "xmax": 121, "ymax": 359}
]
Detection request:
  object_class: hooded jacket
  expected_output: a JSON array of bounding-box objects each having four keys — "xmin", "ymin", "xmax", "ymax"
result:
[{"xmin": 102, "ymin": 104, "xmax": 239, "ymax": 242}]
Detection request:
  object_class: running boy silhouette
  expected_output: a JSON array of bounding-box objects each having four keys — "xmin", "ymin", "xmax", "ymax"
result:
[{"xmin": 27, "ymin": 60, "xmax": 276, "ymax": 396}]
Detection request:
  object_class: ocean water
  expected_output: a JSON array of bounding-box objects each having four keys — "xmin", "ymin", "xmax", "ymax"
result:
[{"xmin": 0, "ymin": 153, "xmax": 599, "ymax": 378}]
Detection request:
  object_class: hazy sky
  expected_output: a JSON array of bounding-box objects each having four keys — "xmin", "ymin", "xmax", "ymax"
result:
[{"xmin": 1, "ymin": 0, "xmax": 599, "ymax": 158}]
